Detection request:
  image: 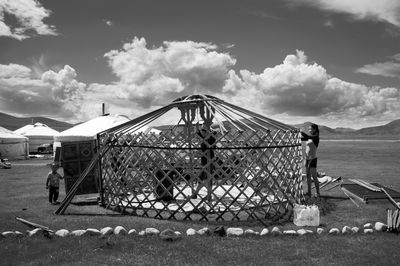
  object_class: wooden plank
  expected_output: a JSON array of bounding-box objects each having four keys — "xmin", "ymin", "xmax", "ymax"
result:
[
  {"xmin": 340, "ymin": 183, "xmax": 400, "ymax": 206},
  {"xmin": 340, "ymin": 186, "xmax": 364, "ymax": 205},
  {"xmin": 395, "ymin": 210, "xmax": 400, "ymax": 231},
  {"xmin": 341, "ymin": 189, "xmax": 360, "ymax": 207},
  {"xmin": 387, "ymin": 209, "xmax": 392, "ymax": 230},
  {"xmin": 349, "ymin": 178, "xmax": 381, "ymax": 192},
  {"xmin": 15, "ymin": 217, "xmax": 53, "ymax": 233},
  {"xmin": 358, "ymin": 179, "xmax": 382, "ymax": 192},
  {"xmin": 391, "ymin": 209, "xmax": 397, "ymax": 231}
]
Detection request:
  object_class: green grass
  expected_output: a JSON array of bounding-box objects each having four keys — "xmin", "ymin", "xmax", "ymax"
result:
[
  {"xmin": 2, "ymin": 234, "xmax": 400, "ymax": 265},
  {"xmin": 1, "ymin": 140, "xmax": 400, "ymax": 265}
]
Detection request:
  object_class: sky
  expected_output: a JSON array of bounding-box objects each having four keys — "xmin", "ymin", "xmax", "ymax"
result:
[{"xmin": 0, "ymin": 0, "xmax": 399, "ymax": 129}]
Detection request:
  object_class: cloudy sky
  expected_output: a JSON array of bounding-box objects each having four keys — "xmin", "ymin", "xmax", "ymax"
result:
[{"xmin": 0, "ymin": 0, "xmax": 399, "ymax": 129}]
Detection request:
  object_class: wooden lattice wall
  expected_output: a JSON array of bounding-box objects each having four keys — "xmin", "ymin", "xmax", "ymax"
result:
[{"xmin": 98, "ymin": 124, "xmax": 303, "ymax": 222}]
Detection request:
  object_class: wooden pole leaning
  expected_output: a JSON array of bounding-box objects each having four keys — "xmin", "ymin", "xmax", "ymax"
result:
[{"xmin": 16, "ymin": 217, "xmax": 53, "ymax": 233}]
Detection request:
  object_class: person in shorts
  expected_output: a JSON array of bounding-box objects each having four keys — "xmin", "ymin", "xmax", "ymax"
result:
[{"xmin": 301, "ymin": 123, "xmax": 320, "ymax": 198}]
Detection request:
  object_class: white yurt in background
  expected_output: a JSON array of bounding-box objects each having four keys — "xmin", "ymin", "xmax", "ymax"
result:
[
  {"xmin": 14, "ymin": 122, "xmax": 59, "ymax": 153},
  {"xmin": 0, "ymin": 126, "xmax": 29, "ymax": 160},
  {"xmin": 53, "ymin": 114, "xmax": 131, "ymax": 146}
]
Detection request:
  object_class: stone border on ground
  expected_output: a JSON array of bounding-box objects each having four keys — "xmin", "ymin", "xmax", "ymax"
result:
[{"xmin": 1, "ymin": 222, "xmax": 395, "ymax": 240}]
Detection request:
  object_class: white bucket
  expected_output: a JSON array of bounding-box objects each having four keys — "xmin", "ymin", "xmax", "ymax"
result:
[{"xmin": 293, "ymin": 203, "xmax": 320, "ymax": 226}]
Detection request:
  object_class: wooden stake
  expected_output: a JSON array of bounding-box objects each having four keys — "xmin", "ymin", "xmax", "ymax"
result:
[
  {"xmin": 387, "ymin": 209, "xmax": 392, "ymax": 230},
  {"xmin": 395, "ymin": 210, "xmax": 400, "ymax": 231},
  {"xmin": 15, "ymin": 217, "xmax": 53, "ymax": 233}
]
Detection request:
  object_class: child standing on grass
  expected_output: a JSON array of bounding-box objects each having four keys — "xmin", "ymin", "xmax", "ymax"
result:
[{"xmin": 46, "ymin": 163, "xmax": 63, "ymax": 205}]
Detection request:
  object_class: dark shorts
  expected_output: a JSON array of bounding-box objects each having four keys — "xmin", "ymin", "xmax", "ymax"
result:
[{"xmin": 306, "ymin": 158, "xmax": 317, "ymax": 168}]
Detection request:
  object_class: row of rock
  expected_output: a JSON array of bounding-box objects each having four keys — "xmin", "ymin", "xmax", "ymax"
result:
[
  {"xmin": 209, "ymin": 222, "xmax": 387, "ymax": 237},
  {"xmin": 0, "ymin": 222, "xmax": 389, "ymax": 240}
]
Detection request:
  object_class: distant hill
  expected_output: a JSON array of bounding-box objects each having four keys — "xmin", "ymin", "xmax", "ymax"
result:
[
  {"xmin": 0, "ymin": 112, "xmax": 74, "ymax": 132},
  {"xmin": 294, "ymin": 119, "xmax": 400, "ymax": 140},
  {"xmin": 355, "ymin": 119, "xmax": 400, "ymax": 135},
  {"xmin": 334, "ymin": 127, "xmax": 356, "ymax": 134},
  {"xmin": 294, "ymin": 122, "xmax": 342, "ymax": 136},
  {"xmin": 158, "ymin": 119, "xmax": 400, "ymax": 140}
]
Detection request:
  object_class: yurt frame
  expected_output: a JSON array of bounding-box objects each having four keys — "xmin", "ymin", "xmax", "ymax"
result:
[{"xmin": 57, "ymin": 95, "xmax": 304, "ymax": 222}]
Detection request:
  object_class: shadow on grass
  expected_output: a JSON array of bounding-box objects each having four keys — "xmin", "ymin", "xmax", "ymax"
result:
[{"xmin": 61, "ymin": 213, "xmax": 126, "ymax": 217}]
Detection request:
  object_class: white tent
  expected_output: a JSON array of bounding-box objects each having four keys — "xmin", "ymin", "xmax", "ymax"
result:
[
  {"xmin": 54, "ymin": 114, "xmax": 131, "ymax": 144},
  {"xmin": 0, "ymin": 126, "xmax": 29, "ymax": 160},
  {"xmin": 53, "ymin": 114, "xmax": 161, "ymax": 150},
  {"xmin": 14, "ymin": 123, "xmax": 59, "ymax": 153}
]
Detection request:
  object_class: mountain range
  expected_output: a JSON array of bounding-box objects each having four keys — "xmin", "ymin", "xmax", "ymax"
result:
[
  {"xmin": 1, "ymin": 112, "xmax": 399, "ymax": 139},
  {"xmin": 0, "ymin": 112, "xmax": 74, "ymax": 132},
  {"xmin": 295, "ymin": 120, "xmax": 400, "ymax": 139}
]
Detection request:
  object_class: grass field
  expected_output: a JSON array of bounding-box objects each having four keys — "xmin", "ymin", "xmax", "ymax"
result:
[{"xmin": 1, "ymin": 140, "xmax": 399, "ymax": 265}]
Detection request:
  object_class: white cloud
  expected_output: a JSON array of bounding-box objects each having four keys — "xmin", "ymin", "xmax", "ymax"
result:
[
  {"xmin": 285, "ymin": 0, "xmax": 400, "ymax": 28},
  {"xmin": 0, "ymin": 0, "xmax": 57, "ymax": 40},
  {"xmin": 103, "ymin": 37, "xmax": 236, "ymax": 108},
  {"xmin": 41, "ymin": 65, "xmax": 86, "ymax": 103},
  {"xmin": 99, "ymin": 41, "xmax": 400, "ymax": 126},
  {"xmin": 0, "ymin": 39, "xmax": 399, "ymax": 128},
  {"xmin": 222, "ymin": 50, "xmax": 400, "ymax": 126},
  {"xmin": 0, "ymin": 63, "xmax": 31, "ymax": 78},
  {"xmin": 0, "ymin": 36, "xmax": 237, "ymax": 122},
  {"xmin": 222, "ymin": 43, "xmax": 235, "ymax": 49},
  {"xmin": 0, "ymin": 64, "xmax": 85, "ymax": 120},
  {"xmin": 356, "ymin": 53, "xmax": 400, "ymax": 78}
]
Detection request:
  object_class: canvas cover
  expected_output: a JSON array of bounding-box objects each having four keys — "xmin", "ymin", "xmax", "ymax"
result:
[
  {"xmin": 54, "ymin": 114, "xmax": 131, "ymax": 143},
  {"xmin": 14, "ymin": 123, "xmax": 59, "ymax": 153},
  {"xmin": 0, "ymin": 126, "xmax": 29, "ymax": 159}
]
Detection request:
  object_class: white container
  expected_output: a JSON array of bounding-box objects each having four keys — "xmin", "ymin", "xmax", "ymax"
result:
[{"xmin": 293, "ymin": 204, "xmax": 320, "ymax": 226}]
